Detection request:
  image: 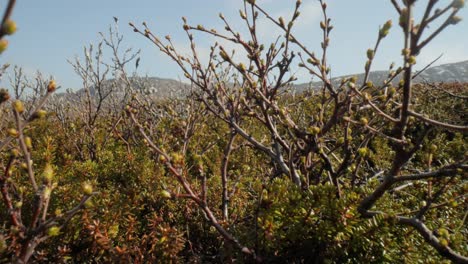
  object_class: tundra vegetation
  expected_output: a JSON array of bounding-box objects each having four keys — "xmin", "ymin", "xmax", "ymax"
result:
[{"xmin": 1, "ymin": 0, "xmax": 467, "ymax": 263}]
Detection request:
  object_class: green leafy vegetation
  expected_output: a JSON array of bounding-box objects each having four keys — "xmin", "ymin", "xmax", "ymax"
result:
[{"xmin": 1, "ymin": 0, "xmax": 467, "ymax": 263}]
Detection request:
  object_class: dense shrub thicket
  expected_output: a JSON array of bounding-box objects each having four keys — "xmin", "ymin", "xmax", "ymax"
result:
[{"xmin": 1, "ymin": 0, "xmax": 467, "ymax": 263}]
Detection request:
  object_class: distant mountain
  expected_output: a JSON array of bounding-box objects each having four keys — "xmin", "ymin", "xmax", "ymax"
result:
[
  {"xmin": 68, "ymin": 76, "xmax": 190, "ymax": 99},
  {"xmin": 62, "ymin": 60, "xmax": 468, "ymax": 99},
  {"xmin": 295, "ymin": 60, "xmax": 468, "ymax": 91},
  {"xmin": 127, "ymin": 77, "xmax": 190, "ymax": 97},
  {"xmin": 416, "ymin": 60, "xmax": 468, "ymax": 83}
]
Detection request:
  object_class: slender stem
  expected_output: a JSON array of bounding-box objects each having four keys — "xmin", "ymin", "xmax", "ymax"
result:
[{"xmin": 221, "ymin": 132, "xmax": 236, "ymax": 221}]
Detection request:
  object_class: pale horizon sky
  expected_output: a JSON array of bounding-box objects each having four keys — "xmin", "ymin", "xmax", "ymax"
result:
[{"xmin": 1, "ymin": 0, "xmax": 467, "ymax": 89}]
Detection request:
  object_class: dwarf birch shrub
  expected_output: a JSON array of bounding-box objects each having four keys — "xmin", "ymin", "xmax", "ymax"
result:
[{"xmin": 130, "ymin": 0, "xmax": 467, "ymax": 262}]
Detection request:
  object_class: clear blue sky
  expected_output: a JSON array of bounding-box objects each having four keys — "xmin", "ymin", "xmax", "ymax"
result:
[{"xmin": 2, "ymin": 0, "xmax": 467, "ymax": 89}]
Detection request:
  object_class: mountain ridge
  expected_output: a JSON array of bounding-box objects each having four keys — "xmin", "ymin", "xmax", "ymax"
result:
[
  {"xmin": 295, "ymin": 60, "xmax": 468, "ymax": 91},
  {"xmin": 68, "ymin": 60, "xmax": 468, "ymax": 98}
]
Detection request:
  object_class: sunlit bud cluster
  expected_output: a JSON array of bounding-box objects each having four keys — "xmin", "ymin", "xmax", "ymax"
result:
[
  {"xmin": 449, "ymin": 16, "xmax": 462, "ymax": 25},
  {"xmin": 47, "ymin": 80, "xmax": 57, "ymax": 93},
  {"xmin": 47, "ymin": 226, "xmax": 61, "ymax": 237},
  {"xmin": 3, "ymin": 20, "xmax": 17, "ymax": 35},
  {"xmin": 0, "ymin": 39, "xmax": 8, "ymax": 54},
  {"xmin": 379, "ymin": 20, "xmax": 392, "ymax": 38},
  {"xmin": 82, "ymin": 182, "xmax": 93, "ymax": 195},
  {"xmin": 13, "ymin": 100, "xmax": 24, "ymax": 113},
  {"xmin": 452, "ymin": 0, "xmax": 465, "ymax": 9}
]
